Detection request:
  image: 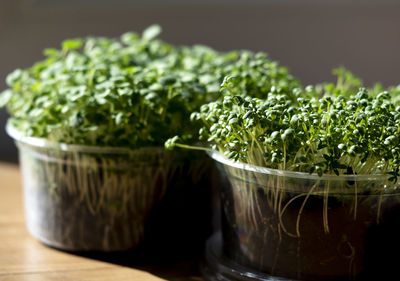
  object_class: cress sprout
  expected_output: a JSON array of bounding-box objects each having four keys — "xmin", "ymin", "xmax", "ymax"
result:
[
  {"xmin": 167, "ymin": 76, "xmax": 400, "ymax": 180},
  {"xmin": 0, "ymin": 25, "xmax": 299, "ymax": 149}
]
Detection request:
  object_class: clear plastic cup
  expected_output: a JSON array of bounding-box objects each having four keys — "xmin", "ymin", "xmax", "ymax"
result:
[
  {"xmin": 203, "ymin": 151, "xmax": 400, "ymax": 281},
  {"xmin": 8, "ymin": 124, "xmax": 213, "ymax": 252}
]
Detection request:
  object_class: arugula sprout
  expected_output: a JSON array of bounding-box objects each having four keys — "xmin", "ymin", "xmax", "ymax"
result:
[
  {"xmin": 0, "ymin": 25, "xmax": 299, "ymax": 149},
  {"xmin": 168, "ymin": 76, "xmax": 400, "ymax": 179}
]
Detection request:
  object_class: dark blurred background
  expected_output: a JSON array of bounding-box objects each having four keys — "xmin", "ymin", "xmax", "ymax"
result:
[{"xmin": 1, "ymin": 0, "xmax": 400, "ymax": 162}]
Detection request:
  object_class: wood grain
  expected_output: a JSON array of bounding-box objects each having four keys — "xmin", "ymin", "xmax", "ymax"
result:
[{"xmin": 0, "ymin": 163, "xmax": 204, "ymax": 281}]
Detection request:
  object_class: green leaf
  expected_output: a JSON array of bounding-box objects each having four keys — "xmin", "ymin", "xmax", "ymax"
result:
[
  {"xmin": 0, "ymin": 90, "xmax": 12, "ymax": 107},
  {"xmin": 165, "ymin": 135, "xmax": 180, "ymax": 150},
  {"xmin": 6, "ymin": 69, "xmax": 22, "ymax": 86},
  {"xmin": 43, "ymin": 48, "xmax": 59, "ymax": 57},
  {"xmin": 121, "ymin": 32, "xmax": 139, "ymax": 44},
  {"xmin": 62, "ymin": 39, "xmax": 83, "ymax": 51},
  {"xmin": 142, "ymin": 24, "xmax": 162, "ymax": 41}
]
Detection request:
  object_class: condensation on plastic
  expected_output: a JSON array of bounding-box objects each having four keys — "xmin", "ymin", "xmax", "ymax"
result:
[{"xmin": 203, "ymin": 151, "xmax": 400, "ymax": 281}]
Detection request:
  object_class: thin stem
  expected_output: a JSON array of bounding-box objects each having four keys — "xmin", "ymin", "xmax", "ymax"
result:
[{"xmin": 173, "ymin": 143, "xmax": 215, "ymax": 153}]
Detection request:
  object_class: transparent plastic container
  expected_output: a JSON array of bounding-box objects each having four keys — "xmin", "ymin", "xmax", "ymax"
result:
[
  {"xmin": 203, "ymin": 152, "xmax": 400, "ymax": 281},
  {"xmin": 8, "ymin": 125, "xmax": 213, "ymax": 252}
]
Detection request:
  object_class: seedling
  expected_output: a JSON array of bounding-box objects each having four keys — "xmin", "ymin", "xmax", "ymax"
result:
[{"xmin": 169, "ymin": 76, "xmax": 400, "ymax": 280}]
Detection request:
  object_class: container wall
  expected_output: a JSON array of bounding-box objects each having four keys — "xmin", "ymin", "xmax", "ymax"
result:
[
  {"xmin": 214, "ymin": 159, "xmax": 400, "ymax": 280},
  {"xmin": 18, "ymin": 142, "xmax": 213, "ymax": 253},
  {"xmin": 19, "ymin": 143, "xmax": 171, "ymax": 251}
]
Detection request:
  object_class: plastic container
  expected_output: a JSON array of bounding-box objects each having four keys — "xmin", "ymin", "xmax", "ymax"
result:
[
  {"xmin": 203, "ymin": 151, "xmax": 400, "ymax": 281},
  {"xmin": 8, "ymin": 125, "xmax": 213, "ymax": 253}
]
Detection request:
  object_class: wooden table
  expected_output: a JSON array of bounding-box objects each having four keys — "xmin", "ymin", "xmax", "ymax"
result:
[{"xmin": 0, "ymin": 163, "xmax": 204, "ymax": 281}]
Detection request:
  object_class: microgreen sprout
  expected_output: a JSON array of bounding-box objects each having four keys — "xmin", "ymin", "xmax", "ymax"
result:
[
  {"xmin": 0, "ymin": 25, "xmax": 299, "ymax": 149},
  {"xmin": 169, "ymin": 76, "xmax": 400, "ymax": 180}
]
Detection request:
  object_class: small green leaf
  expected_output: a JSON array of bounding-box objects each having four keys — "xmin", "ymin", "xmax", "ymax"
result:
[
  {"xmin": 0, "ymin": 90, "xmax": 12, "ymax": 107},
  {"xmin": 142, "ymin": 24, "xmax": 162, "ymax": 41},
  {"xmin": 62, "ymin": 39, "xmax": 83, "ymax": 51},
  {"xmin": 6, "ymin": 69, "xmax": 22, "ymax": 86},
  {"xmin": 121, "ymin": 32, "xmax": 139, "ymax": 44},
  {"xmin": 165, "ymin": 136, "xmax": 180, "ymax": 150}
]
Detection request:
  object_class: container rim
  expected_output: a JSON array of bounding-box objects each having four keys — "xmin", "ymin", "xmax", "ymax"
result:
[
  {"xmin": 208, "ymin": 151, "xmax": 389, "ymax": 181},
  {"xmin": 6, "ymin": 122, "xmax": 164, "ymax": 155}
]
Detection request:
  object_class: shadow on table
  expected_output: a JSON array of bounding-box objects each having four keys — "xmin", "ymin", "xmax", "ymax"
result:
[
  {"xmin": 56, "ymin": 156, "xmax": 223, "ymax": 280},
  {"xmin": 65, "ymin": 197, "xmax": 211, "ymax": 280},
  {"xmin": 66, "ymin": 217, "xmax": 211, "ymax": 280},
  {"xmin": 75, "ymin": 245, "xmax": 205, "ymax": 281},
  {"xmin": 65, "ymin": 170, "xmax": 218, "ymax": 281}
]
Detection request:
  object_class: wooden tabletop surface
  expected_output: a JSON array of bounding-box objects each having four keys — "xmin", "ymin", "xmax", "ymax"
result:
[{"xmin": 0, "ymin": 163, "xmax": 205, "ymax": 281}]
